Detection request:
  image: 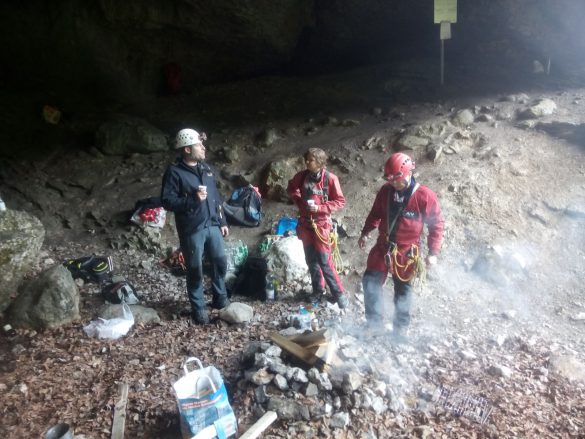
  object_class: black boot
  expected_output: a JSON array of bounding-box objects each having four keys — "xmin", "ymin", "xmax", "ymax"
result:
[
  {"xmin": 191, "ymin": 309, "xmax": 210, "ymax": 325},
  {"xmin": 211, "ymin": 295, "xmax": 230, "ymax": 310}
]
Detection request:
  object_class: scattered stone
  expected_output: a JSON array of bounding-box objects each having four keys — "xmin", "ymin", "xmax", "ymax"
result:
[
  {"xmin": 475, "ymin": 113, "xmax": 494, "ymax": 123},
  {"xmin": 249, "ymin": 368, "xmax": 274, "ymax": 386},
  {"xmin": 330, "ymin": 411, "xmax": 350, "ymax": 428},
  {"xmin": 394, "ymin": 134, "xmax": 429, "ymax": 151},
  {"xmin": 549, "ymin": 355, "xmax": 585, "ymax": 382},
  {"xmin": 219, "ymin": 302, "xmax": 254, "ymax": 324},
  {"xmin": 267, "ymin": 397, "xmax": 310, "ymax": 421},
  {"xmin": 286, "ymin": 367, "xmax": 308, "ymax": 384},
  {"xmin": 273, "ymin": 374, "xmax": 289, "ymax": 391},
  {"xmin": 342, "ymin": 371, "xmax": 363, "ymax": 394},
  {"xmin": 519, "ymin": 98, "xmax": 557, "ymax": 119},
  {"xmin": 256, "ymin": 128, "xmax": 279, "ymax": 148},
  {"xmin": 570, "ymin": 312, "xmax": 585, "ymax": 321},
  {"xmin": 459, "ymin": 350, "xmax": 477, "ymax": 360},
  {"xmin": 305, "ymin": 382, "xmax": 319, "ymax": 397},
  {"xmin": 452, "ymin": 109, "xmax": 475, "ymax": 127},
  {"xmin": 341, "ymin": 119, "xmax": 360, "ymax": 127},
  {"xmin": 488, "ymin": 364, "xmax": 513, "ymax": 378}
]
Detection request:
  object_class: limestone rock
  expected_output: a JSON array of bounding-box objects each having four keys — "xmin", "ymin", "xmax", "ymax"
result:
[
  {"xmin": 266, "ymin": 236, "xmax": 310, "ymax": 294},
  {"xmin": 549, "ymin": 354, "xmax": 585, "ymax": 382},
  {"xmin": 9, "ymin": 265, "xmax": 79, "ymax": 329},
  {"xmin": 262, "ymin": 157, "xmax": 305, "ymax": 201},
  {"xmin": 267, "ymin": 397, "xmax": 310, "ymax": 421},
  {"xmin": 0, "ymin": 210, "xmax": 45, "ymax": 312},
  {"xmin": 519, "ymin": 98, "xmax": 557, "ymax": 119},
  {"xmin": 96, "ymin": 115, "xmax": 168, "ymax": 155},
  {"xmin": 219, "ymin": 302, "xmax": 254, "ymax": 324},
  {"xmin": 452, "ymin": 109, "xmax": 475, "ymax": 127}
]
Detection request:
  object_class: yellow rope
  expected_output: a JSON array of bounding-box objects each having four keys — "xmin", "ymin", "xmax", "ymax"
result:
[
  {"xmin": 310, "ymin": 216, "xmax": 344, "ymax": 274},
  {"xmin": 391, "ymin": 244, "xmax": 420, "ymax": 282},
  {"xmin": 330, "ymin": 228, "xmax": 344, "ymax": 274}
]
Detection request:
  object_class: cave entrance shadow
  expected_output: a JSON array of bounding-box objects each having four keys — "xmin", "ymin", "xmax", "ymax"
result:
[{"xmin": 536, "ymin": 121, "xmax": 585, "ymax": 151}]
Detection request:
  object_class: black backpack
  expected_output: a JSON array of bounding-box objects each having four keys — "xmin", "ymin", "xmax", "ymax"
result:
[
  {"xmin": 223, "ymin": 185, "xmax": 262, "ymax": 227},
  {"xmin": 231, "ymin": 257, "xmax": 268, "ymax": 300},
  {"xmin": 101, "ymin": 281, "xmax": 140, "ymax": 305},
  {"xmin": 63, "ymin": 255, "xmax": 113, "ymax": 283}
]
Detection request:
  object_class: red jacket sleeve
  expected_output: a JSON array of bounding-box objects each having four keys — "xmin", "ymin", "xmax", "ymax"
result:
[
  {"xmin": 423, "ymin": 190, "xmax": 444, "ymax": 255},
  {"xmin": 360, "ymin": 185, "xmax": 388, "ymax": 237},
  {"xmin": 319, "ymin": 172, "xmax": 345, "ymax": 215},
  {"xmin": 286, "ymin": 171, "xmax": 305, "ymax": 208}
]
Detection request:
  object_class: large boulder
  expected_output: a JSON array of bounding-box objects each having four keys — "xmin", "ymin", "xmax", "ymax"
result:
[
  {"xmin": 0, "ymin": 209, "xmax": 45, "ymax": 313},
  {"xmin": 519, "ymin": 98, "xmax": 557, "ymax": 120},
  {"xmin": 262, "ymin": 157, "xmax": 304, "ymax": 201},
  {"xmin": 266, "ymin": 236, "xmax": 310, "ymax": 297},
  {"xmin": 95, "ymin": 115, "xmax": 169, "ymax": 155},
  {"xmin": 9, "ymin": 265, "xmax": 80, "ymax": 329}
]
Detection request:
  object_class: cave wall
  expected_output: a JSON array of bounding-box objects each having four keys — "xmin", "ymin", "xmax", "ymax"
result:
[
  {"xmin": 454, "ymin": 0, "xmax": 585, "ymax": 74},
  {"xmin": 0, "ymin": 0, "xmax": 314, "ymax": 104},
  {"xmin": 1, "ymin": 0, "xmax": 585, "ymax": 159},
  {"xmin": 1, "ymin": 0, "xmax": 584, "ymax": 106}
]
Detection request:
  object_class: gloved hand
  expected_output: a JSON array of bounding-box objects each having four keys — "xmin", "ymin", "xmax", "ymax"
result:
[{"xmin": 425, "ymin": 254, "xmax": 438, "ymax": 267}]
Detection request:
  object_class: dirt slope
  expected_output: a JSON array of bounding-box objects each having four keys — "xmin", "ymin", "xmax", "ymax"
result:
[{"xmin": 1, "ymin": 67, "xmax": 584, "ymax": 438}]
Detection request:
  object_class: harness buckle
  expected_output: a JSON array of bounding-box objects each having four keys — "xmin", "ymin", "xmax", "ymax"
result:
[{"xmin": 384, "ymin": 241, "xmax": 397, "ymax": 267}]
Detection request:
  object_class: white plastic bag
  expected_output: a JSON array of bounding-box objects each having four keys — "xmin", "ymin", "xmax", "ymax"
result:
[
  {"xmin": 130, "ymin": 206, "xmax": 166, "ymax": 228},
  {"xmin": 172, "ymin": 358, "xmax": 237, "ymax": 439},
  {"xmin": 83, "ymin": 303, "xmax": 134, "ymax": 340}
]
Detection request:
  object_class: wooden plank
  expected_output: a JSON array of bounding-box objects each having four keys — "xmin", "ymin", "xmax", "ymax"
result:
[
  {"xmin": 288, "ymin": 329, "xmax": 331, "ymax": 348},
  {"xmin": 239, "ymin": 411, "xmax": 278, "ymax": 439},
  {"xmin": 270, "ymin": 333, "xmax": 322, "ymax": 368},
  {"xmin": 313, "ymin": 343, "xmax": 343, "ymax": 368},
  {"xmin": 111, "ymin": 382, "xmax": 129, "ymax": 439}
]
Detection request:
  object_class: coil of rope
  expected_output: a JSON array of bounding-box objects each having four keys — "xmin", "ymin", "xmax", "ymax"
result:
[
  {"xmin": 390, "ymin": 244, "xmax": 425, "ymax": 285},
  {"xmin": 310, "ymin": 216, "xmax": 344, "ymax": 274}
]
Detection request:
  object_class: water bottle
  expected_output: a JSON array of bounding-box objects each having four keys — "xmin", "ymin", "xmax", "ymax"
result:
[
  {"xmin": 0, "ymin": 196, "xmax": 6, "ymax": 212},
  {"xmin": 265, "ymin": 273, "xmax": 275, "ymax": 302}
]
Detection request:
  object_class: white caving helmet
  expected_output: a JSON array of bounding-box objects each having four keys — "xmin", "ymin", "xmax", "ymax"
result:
[{"xmin": 175, "ymin": 128, "xmax": 202, "ymax": 149}]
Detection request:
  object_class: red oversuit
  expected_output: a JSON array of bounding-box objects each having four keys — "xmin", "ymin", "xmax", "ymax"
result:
[{"xmin": 287, "ymin": 169, "xmax": 346, "ymax": 298}]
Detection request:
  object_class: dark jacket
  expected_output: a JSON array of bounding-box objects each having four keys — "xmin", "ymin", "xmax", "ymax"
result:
[{"xmin": 161, "ymin": 159, "xmax": 227, "ymax": 236}]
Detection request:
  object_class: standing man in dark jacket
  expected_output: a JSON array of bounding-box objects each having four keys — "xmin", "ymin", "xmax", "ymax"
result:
[
  {"xmin": 287, "ymin": 147, "xmax": 349, "ymax": 309},
  {"xmin": 161, "ymin": 128, "xmax": 230, "ymax": 324},
  {"xmin": 358, "ymin": 152, "xmax": 444, "ymax": 339}
]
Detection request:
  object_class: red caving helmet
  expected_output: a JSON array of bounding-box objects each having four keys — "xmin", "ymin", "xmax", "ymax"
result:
[{"xmin": 384, "ymin": 152, "xmax": 415, "ymax": 182}]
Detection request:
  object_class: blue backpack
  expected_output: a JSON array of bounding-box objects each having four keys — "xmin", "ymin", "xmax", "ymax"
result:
[{"xmin": 222, "ymin": 185, "xmax": 263, "ymax": 227}]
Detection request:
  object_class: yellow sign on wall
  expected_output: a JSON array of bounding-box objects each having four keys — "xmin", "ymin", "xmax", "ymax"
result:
[{"xmin": 434, "ymin": 0, "xmax": 457, "ymax": 24}]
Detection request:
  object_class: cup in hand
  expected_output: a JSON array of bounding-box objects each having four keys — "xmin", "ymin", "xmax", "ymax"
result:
[
  {"xmin": 198, "ymin": 185, "xmax": 207, "ymax": 193},
  {"xmin": 307, "ymin": 199, "xmax": 315, "ymax": 207}
]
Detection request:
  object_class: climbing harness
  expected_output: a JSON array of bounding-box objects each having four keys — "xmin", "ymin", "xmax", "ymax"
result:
[
  {"xmin": 385, "ymin": 243, "xmax": 424, "ymax": 283},
  {"xmin": 303, "ymin": 169, "xmax": 343, "ymax": 273},
  {"xmin": 384, "ymin": 180, "xmax": 427, "ymax": 287}
]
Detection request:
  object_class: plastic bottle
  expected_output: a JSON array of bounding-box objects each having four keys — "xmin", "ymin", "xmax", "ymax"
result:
[
  {"xmin": 2, "ymin": 324, "xmax": 16, "ymax": 337},
  {"xmin": 265, "ymin": 273, "xmax": 275, "ymax": 302},
  {"xmin": 0, "ymin": 196, "xmax": 6, "ymax": 212}
]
